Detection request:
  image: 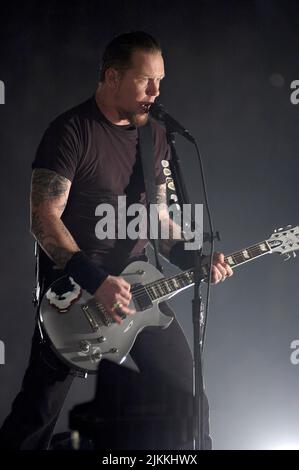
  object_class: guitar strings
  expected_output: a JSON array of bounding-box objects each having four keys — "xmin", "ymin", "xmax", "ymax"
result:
[
  {"xmin": 109, "ymin": 243, "xmax": 269, "ymax": 303},
  {"xmin": 96, "ymin": 242, "xmax": 271, "ymax": 311},
  {"xmin": 130, "ymin": 242, "xmax": 269, "ymax": 300},
  {"xmin": 94, "ymin": 235, "xmax": 296, "ymax": 316}
]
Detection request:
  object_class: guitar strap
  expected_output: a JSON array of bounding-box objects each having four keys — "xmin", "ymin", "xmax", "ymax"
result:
[{"xmin": 138, "ymin": 120, "xmax": 163, "ymax": 273}]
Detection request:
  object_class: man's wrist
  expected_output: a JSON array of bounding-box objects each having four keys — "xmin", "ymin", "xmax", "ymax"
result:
[{"xmin": 64, "ymin": 251, "xmax": 108, "ymax": 295}]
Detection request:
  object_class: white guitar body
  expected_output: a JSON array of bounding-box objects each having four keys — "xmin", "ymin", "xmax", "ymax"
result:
[
  {"xmin": 39, "ymin": 261, "xmax": 180, "ymax": 374},
  {"xmin": 39, "ymin": 225, "xmax": 299, "ymax": 374}
]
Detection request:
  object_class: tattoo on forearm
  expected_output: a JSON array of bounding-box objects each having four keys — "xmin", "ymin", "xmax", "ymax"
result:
[
  {"xmin": 43, "ymin": 243, "xmax": 74, "ymax": 268},
  {"xmin": 156, "ymin": 183, "xmax": 167, "ymax": 206},
  {"xmin": 30, "ymin": 170, "xmax": 79, "ymax": 268},
  {"xmin": 155, "ymin": 184, "xmax": 184, "ymax": 258},
  {"xmin": 31, "ymin": 210, "xmax": 78, "ymax": 267},
  {"xmin": 31, "ymin": 211, "xmax": 45, "ymax": 241}
]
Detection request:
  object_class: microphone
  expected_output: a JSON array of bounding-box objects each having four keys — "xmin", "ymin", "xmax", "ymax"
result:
[{"xmin": 149, "ymin": 102, "xmax": 195, "ymax": 143}]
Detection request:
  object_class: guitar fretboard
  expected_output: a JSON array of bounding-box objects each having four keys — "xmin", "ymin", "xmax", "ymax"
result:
[
  {"xmin": 142, "ymin": 240, "xmax": 271, "ymax": 302},
  {"xmin": 224, "ymin": 241, "xmax": 271, "ymax": 267},
  {"xmin": 145, "ymin": 270, "xmax": 195, "ymax": 301}
]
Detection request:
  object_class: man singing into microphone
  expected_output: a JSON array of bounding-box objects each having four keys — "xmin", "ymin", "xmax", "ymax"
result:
[{"xmin": 0, "ymin": 31, "xmax": 232, "ymax": 450}]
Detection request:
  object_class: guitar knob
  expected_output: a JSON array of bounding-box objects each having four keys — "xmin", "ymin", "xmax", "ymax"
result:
[
  {"xmin": 92, "ymin": 351, "xmax": 102, "ymax": 361},
  {"xmin": 97, "ymin": 336, "xmax": 106, "ymax": 343},
  {"xmin": 79, "ymin": 340, "xmax": 90, "ymax": 353}
]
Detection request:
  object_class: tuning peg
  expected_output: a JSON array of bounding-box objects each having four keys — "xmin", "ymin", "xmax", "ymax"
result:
[{"xmin": 284, "ymin": 252, "xmax": 297, "ymax": 261}]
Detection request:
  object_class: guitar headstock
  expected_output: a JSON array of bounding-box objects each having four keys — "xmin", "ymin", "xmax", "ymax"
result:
[{"xmin": 267, "ymin": 225, "xmax": 299, "ymax": 259}]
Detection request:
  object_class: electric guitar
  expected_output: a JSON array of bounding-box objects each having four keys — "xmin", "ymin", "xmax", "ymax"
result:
[{"xmin": 39, "ymin": 225, "xmax": 299, "ymax": 373}]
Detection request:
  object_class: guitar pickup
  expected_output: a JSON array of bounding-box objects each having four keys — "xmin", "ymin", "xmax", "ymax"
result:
[{"xmin": 81, "ymin": 304, "xmax": 101, "ymax": 331}]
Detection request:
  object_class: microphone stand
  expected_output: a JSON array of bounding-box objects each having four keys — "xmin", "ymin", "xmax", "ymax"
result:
[{"xmin": 166, "ymin": 129, "xmax": 206, "ymax": 451}]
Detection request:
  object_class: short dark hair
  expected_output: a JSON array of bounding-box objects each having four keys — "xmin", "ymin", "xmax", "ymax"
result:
[{"xmin": 99, "ymin": 31, "xmax": 162, "ymax": 83}]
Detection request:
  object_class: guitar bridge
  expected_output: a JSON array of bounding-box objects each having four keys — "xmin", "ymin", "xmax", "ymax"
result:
[
  {"xmin": 81, "ymin": 305, "xmax": 100, "ymax": 332},
  {"xmin": 83, "ymin": 299, "xmax": 114, "ymax": 327}
]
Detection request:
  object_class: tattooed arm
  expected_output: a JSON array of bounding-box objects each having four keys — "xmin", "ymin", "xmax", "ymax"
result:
[
  {"xmin": 155, "ymin": 183, "xmax": 233, "ymax": 283},
  {"xmin": 30, "ymin": 168, "xmax": 80, "ymax": 269},
  {"xmin": 30, "ymin": 168, "xmax": 135, "ymax": 319},
  {"xmin": 156, "ymin": 183, "xmax": 184, "ymax": 259}
]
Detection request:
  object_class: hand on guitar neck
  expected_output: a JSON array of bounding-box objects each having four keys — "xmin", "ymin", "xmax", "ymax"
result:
[{"xmin": 202, "ymin": 252, "xmax": 234, "ymax": 284}]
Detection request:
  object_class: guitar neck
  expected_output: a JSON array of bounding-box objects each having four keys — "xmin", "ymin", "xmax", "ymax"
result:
[
  {"xmin": 143, "ymin": 239, "xmax": 272, "ymax": 302},
  {"xmin": 221, "ymin": 239, "xmax": 271, "ymax": 270}
]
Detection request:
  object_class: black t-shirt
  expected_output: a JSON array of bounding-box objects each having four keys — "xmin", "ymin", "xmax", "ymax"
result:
[{"xmin": 32, "ymin": 95, "xmax": 170, "ymax": 279}]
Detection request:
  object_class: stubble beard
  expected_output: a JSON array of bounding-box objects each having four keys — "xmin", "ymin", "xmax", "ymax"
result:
[{"xmin": 116, "ymin": 107, "xmax": 149, "ymax": 128}]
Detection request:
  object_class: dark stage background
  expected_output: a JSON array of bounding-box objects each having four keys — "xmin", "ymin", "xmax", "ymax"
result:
[{"xmin": 0, "ymin": 0, "xmax": 298, "ymax": 449}]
